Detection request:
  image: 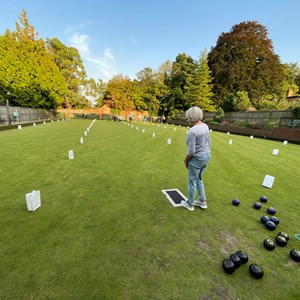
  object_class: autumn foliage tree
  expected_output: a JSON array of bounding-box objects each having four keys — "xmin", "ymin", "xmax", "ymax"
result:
[
  {"xmin": 103, "ymin": 74, "xmax": 135, "ymax": 111},
  {"xmin": 208, "ymin": 21, "xmax": 285, "ymax": 110}
]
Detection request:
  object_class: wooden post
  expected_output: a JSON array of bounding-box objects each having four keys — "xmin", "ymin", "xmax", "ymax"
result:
[{"xmin": 6, "ymin": 100, "xmax": 11, "ymax": 125}]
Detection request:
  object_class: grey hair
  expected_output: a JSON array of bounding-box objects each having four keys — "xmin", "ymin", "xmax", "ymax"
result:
[{"xmin": 185, "ymin": 107, "xmax": 203, "ymax": 122}]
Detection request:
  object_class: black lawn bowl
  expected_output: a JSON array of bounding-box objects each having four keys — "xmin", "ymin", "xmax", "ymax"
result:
[
  {"xmin": 229, "ymin": 254, "xmax": 241, "ymax": 268},
  {"xmin": 290, "ymin": 249, "xmax": 300, "ymax": 262},
  {"xmin": 232, "ymin": 199, "xmax": 240, "ymax": 206},
  {"xmin": 267, "ymin": 207, "xmax": 276, "ymax": 215},
  {"xmin": 222, "ymin": 259, "xmax": 236, "ymax": 274},
  {"xmin": 270, "ymin": 216, "xmax": 280, "ymax": 225},
  {"xmin": 278, "ymin": 232, "xmax": 289, "ymax": 241},
  {"xmin": 260, "ymin": 215, "xmax": 270, "ymax": 224},
  {"xmin": 249, "ymin": 264, "xmax": 264, "ymax": 279},
  {"xmin": 276, "ymin": 235, "xmax": 288, "ymax": 247},
  {"xmin": 260, "ymin": 196, "xmax": 268, "ymax": 203},
  {"xmin": 263, "ymin": 239, "xmax": 276, "ymax": 250},
  {"xmin": 253, "ymin": 202, "xmax": 262, "ymax": 209},
  {"xmin": 265, "ymin": 220, "xmax": 276, "ymax": 231},
  {"xmin": 236, "ymin": 250, "xmax": 248, "ymax": 264}
]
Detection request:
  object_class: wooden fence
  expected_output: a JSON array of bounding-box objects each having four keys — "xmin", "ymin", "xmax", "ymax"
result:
[
  {"xmin": 169, "ymin": 110, "xmax": 294, "ymax": 127},
  {"xmin": 0, "ymin": 105, "xmax": 55, "ymax": 125},
  {"xmin": 218, "ymin": 110, "xmax": 293, "ymax": 123},
  {"xmin": 0, "ymin": 104, "xmax": 294, "ymax": 127}
]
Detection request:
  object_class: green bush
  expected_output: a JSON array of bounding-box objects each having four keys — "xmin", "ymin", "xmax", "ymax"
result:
[
  {"xmin": 292, "ymin": 106, "xmax": 300, "ymax": 117},
  {"xmin": 214, "ymin": 107, "xmax": 224, "ymax": 123},
  {"xmin": 262, "ymin": 120, "xmax": 279, "ymax": 129},
  {"xmin": 206, "ymin": 120, "xmax": 220, "ymax": 125},
  {"xmin": 229, "ymin": 120, "xmax": 249, "ymax": 128}
]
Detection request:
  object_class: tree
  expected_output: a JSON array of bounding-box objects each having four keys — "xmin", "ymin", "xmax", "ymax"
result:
[
  {"xmin": 208, "ymin": 21, "xmax": 285, "ymax": 110},
  {"xmin": 46, "ymin": 38, "xmax": 87, "ymax": 108},
  {"xmin": 184, "ymin": 50, "xmax": 215, "ymax": 112},
  {"xmin": 131, "ymin": 80, "xmax": 146, "ymax": 111},
  {"xmin": 168, "ymin": 53, "xmax": 197, "ymax": 116},
  {"xmin": 136, "ymin": 67, "xmax": 160, "ymax": 121},
  {"xmin": 83, "ymin": 78, "xmax": 107, "ymax": 107},
  {"xmin": 0, "ymin": 10, "xmax": 67, "ymax": 108},
  {"xmin": 103, "ymin": 74, "xmax": 135, "ymax": 111},
  {"xmin": 282, "ymin": 63, "xmax": 300, "ymax": 96},
  {"xmin": 234, "ymin": 91, "xmax": 251, "ymax": 111},
  {"xmin": 156, "ymin": 60, "xmax": 172, "ymax": 117},
  {"xmin": 163, "ymin": 52, "xmax": 215, "ymax": 117}
]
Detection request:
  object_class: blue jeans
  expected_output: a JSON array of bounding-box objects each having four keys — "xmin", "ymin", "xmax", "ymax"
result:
[{"xmin": 187, "ymin": 154, "xmax": 210, "ymax": 205}]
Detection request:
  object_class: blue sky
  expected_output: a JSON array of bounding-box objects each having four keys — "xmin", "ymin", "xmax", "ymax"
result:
[{"xmin": 0, "ymin": 0, "xmax": 299, "ymax": 82}]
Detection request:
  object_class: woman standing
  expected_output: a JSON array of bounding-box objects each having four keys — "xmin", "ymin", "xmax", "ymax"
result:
[{"xmin": 181, "ymin": 107, "xmax": 211, "ymax": 211}]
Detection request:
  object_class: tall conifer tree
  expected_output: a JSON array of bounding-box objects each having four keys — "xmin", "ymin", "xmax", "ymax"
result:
[{"xmin": 0, "ymin": 10, "xmax": 67, "ymax": 108}]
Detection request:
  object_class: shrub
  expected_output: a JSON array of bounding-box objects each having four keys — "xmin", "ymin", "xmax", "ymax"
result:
[
  {"xmin": 229, "ymin": 120, "xmax": 251, "ymax": 128},
  {"xmin": 228, "ymin": 121, "xmax": 263, "ymax": 129},
  {"xmin": 220, "ymin": 121, "xmax": 230, "ymax": 126},
  {"xmin": 262, "ymin": 120, "xmax": 279, "ymax": 129},
  {"xmin": 249, "ymin": 122, "xmax": 263, "ymax": 129},
  {"xmin": 207, "ymin": 120, "xmax": 221, "ymax": 125},
  {"xmin": 214, "ymin": 107, "xmax": 224, "ymax": 123},
  {"xmin": 292, "ymin": 106, "xmax": 300, "ymax": 118}
]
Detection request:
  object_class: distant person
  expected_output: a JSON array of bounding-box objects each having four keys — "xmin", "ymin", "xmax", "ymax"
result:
[
  {"xmin": 12, "ymin": 111, "xmax": 18, "ymax": 122},
  {"xmin": 181, "ymin": 106, "xmax": 211, "ymax": 211},
  {"xmin": 162, "ymin": 115, "xmax": 166, "ymax": 124},
  {"xmin": 84, "ymin": 112, "xmax": 87, "ymax": 119},
  {"xmin": 129, "ymin": 112, "xmax": 132, "ymax": 122}
]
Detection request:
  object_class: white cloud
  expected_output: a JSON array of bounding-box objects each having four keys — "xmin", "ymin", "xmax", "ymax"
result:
[
  {"xmin": 69, "ymin": 32, "xmax": 117, "ymax": 81},
  {"xmin": 64, "ymin": 22, "xmax": 95, "ymax": 34},
  {"xmin": 104, "ymin": 48, "xmax": 114, "ymax": 59},
  {"xmin": 70, "ymin": 32, "xmax": 90, "ymax": 53}
]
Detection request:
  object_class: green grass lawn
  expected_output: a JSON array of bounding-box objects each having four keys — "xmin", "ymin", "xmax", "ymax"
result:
[{"xmin": 0, "ymin": 119, "xmax": 299, "ymax": 299}]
